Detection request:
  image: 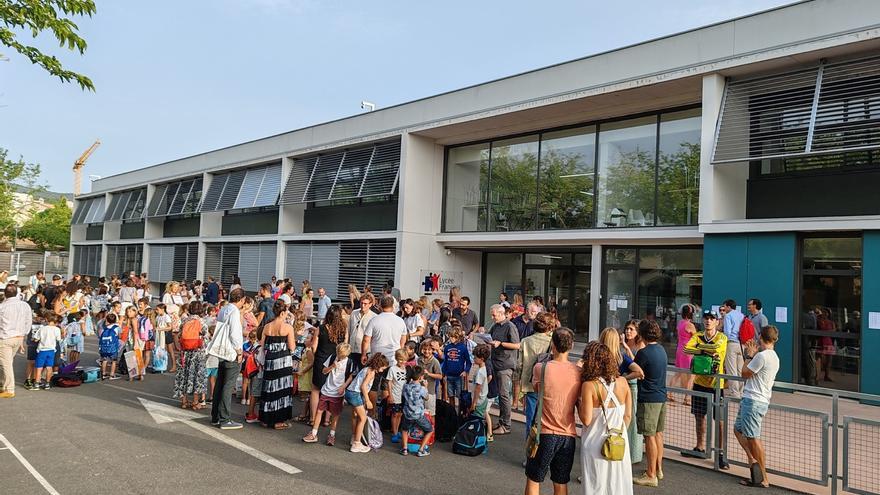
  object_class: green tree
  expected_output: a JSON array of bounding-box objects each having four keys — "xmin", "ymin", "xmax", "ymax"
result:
[
  {"xmin": 19, "ymin": 197, "xmax": 70, "ymax": 250},
  {"xmin": 0, "ymin": 0, "xmax": 96, "ymax": 91},
  {"xmin": 0, "ymin": 147, "xmax": 43, "ymax": 240}
]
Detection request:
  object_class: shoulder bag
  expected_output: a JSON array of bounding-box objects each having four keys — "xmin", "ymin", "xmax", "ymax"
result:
[
  {"xmin": 596, "ymin": 381, "xmax": 626, "ymax": 461},
  {"xmin": 206, "ymin": 318, "xmax": 237, "ymax": 362},
  {"xmin": 526, "ymin": 361, "xmax": 547, "ymax": 459}
]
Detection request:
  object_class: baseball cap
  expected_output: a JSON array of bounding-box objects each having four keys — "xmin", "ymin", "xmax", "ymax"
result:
[{"xmin": 702, "ymin": 309, "xmax": 719, "ymax": 319}]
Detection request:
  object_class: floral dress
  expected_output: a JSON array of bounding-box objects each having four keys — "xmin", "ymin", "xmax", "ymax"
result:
[{"xmin": 173, "ymin": 316, "xmax": 208, "ymax": 397}]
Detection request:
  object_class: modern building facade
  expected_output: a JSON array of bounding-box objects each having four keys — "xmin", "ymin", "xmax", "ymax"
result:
[{"xmin": 70, "ymin": 0, "xmax": 880, "ymax": 394}]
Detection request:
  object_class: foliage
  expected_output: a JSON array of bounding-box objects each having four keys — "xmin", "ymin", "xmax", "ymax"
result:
[
  {"xmin": 0, "ymin": 0, "xmax": 96, "ymax": 91},
  {"xmin": 19, "ymin": 197, "xmax": 70, "ymax": 250},
  {"xmin": 0, "ymin": 147, "xmax": 43, "ymax": 239}
]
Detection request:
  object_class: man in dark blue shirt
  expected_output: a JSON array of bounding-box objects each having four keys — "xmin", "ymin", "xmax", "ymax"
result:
[
  {"xmin": 511, "ymin": 302, "xmax": 540, "ymax": 340},
  {"xmin": 255, "ymin": 283, "xmax": 275, "ymax": 325},
  {"xmin": 204, "ymin": 277, "xmax": 220, "ymax": 305},
  {"xmin": 633, "ymin": 319, "xmax": 668, "ymax": 488}
]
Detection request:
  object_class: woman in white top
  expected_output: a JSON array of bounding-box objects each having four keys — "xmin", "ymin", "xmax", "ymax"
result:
[
  {"xmin": 399, "ymin": 299, "xmax": 426, "ymax": 342},
  {"xmin": 578, "ymin": 342, "xmax": 633, "ymax": 495}
]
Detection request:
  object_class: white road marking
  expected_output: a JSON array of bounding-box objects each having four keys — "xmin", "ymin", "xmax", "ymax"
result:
[
  {"xmin": 137, "ymin": 398, "xmax": 301, "ymax": 475},
  {"xmin": 103, "ymin": 383, "xmax": 177, "ymax": 403},
  {"xmin": 0, "ymin": 434, "xmax": 61, "ymax": 495}
]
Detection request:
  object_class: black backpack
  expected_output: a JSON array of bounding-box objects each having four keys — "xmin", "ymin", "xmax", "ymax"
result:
[
  {"xmin": 452, "ymin": 415, "xmax": 487, "ymax": 456},
  {"xmin": 51, "ymin": 371, "xmax": 83, "ymax": 388},
  {"xmin": 435, "ymin": 399, "xmax": 460, "ymax": 442}
]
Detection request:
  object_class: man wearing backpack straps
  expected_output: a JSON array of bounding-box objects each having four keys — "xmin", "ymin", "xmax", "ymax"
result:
[{"xmin": 211, "ymin": 288, "xmax": 245, "ymax": 430}]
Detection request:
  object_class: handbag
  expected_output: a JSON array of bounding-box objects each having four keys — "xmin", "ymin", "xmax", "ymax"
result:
[
  {"xmin": 526, "ymin": 361, "xmax": 547, "ymax": 459},
  {"xmin": 206, "ymin": 319, "xmax": 237, "ymax": 362},
  {"xmin": 691, "ymin": 354, "xmax": 715, "ymax": 375},
  {"xmin": 596, "ymin": 381, "xmax": 626, "ymax": 461}
]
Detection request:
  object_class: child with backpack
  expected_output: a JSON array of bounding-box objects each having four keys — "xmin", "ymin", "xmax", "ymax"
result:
[
  {"xmin": 303, "ymin": 343, "xmax": 356, "ymax": 446},
  {"xmin": 468, "ymin": 344, "xmax": 491, "ymax": 420},
  {"xmin": 140, "ymin": 307, "xmax": 156, "ymax": 373},
  {"xmin": 98, "ymin": 313, "xmax": 121, "ymax": 380},
  {"xmin": 400, "ymin": 366, "xmax": 434, "ymax": 457},
  {"xmin": 387, "ymin": 349, "xmax": 409, "ymax": 444},
  {"xmin": 346, "ymin": 353, "xmax": 389, "ymax": 453},
  {"xmin": 33, "ymin": 313, "xmax": 63, "ymax": 390},
  {"xmin": 442, "ymin": 327, "xmax": 471, "ymax": 411},
  {"xmin": 64, "ymin": 310, "xmax": 85, "ymax": 365},
  {"xmin": 418, "ymin": 340, "xmax": 442, "ymax": 416}
]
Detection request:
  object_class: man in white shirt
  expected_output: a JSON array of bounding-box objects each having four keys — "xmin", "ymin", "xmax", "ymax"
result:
[
  {"xmin": 361, "ymin": 296, "xmax": 407, "ymax": 366},
  {"xmin": 0, "ymin": 285, "xmax": 33, "ymax": 397},
  {"xmin": 316, "ymin": 287, "xmax": 332, "ymax": 322},
  {"xmin": 211, "ymin": 288, "xmax": 245, "ymax": 430},
  {"xmin": 348, "ymin": 294, "xmax": 375, "ymax": 368},
  {"xmin": 734, "ymin": 325, "xmax": 780, "ymax": 488}
]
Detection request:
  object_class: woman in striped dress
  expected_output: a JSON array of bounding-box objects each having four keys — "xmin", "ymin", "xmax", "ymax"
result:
[{"xmin": 260, "ymin": 300, "xmax": 296, "ymax": 430}]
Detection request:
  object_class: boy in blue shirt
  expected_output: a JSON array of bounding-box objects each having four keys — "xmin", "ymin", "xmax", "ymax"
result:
[
  {"xmin": 400, "ymin": 366, "xmax": 433, "ymax": 457},
  {"xmin": 441, "ymin": 327, "xmax": 471, "ymax": 411}
]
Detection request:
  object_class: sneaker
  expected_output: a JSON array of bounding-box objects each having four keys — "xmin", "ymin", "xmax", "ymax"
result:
[
  {"xmin": 240, "ymin": 399, "xmax": 247, "ymax": 405},
  {"xmin": 633, "ymin": 474, "xmax": 658, "ymax": 487},
  {"xmin": 416, "ymin": 449, "xmax": 430, "ymax": 457},
  {"xmin": 24, "ymin": 381, "xmax": 39, "ymax": 391},
  {"xmin": 302, "ymin": 433, "xmax": 318, "ymax": 443},
  {"xmin": 109, "ymin": 375, "xmax": 121, "ymax": 380},
  {"xmin": 42, "ymin": 383, "xmax": 51, "ymax": 390},
  {"xmin": 219, "ymin": 421, "xmax": 243, "ymax": 430},
  {"xmin": 350, "ymin": 442, "xmax": 371, "ymax": 453},
  {"xmin": 719, "ymin": 455, "xmax": 730, "ymax": 470},
  {"xmin": 245, "ymin": 414, "xmax": 260, "ymax": 424},
  {"xmin": 487, "ymin": 434, "xmax": 495, "ymax": 443},
  {"xmin": 658, "ymin": 468, "xmax": 664, "ymax": 481},
  {"xmin": 391, "ymin": 432, "xmax": 402, "ymax": 444},
  {"xmin": 326, "ymin": 435, "xmax": 335, "ymax": 447},
  {"xmin": 0, "ymin": 391, "xmax": 14, "ymax": 398},
  {"xmin": 399, "ymin": 448, "xmax": 408, "ymax": 456},
  {"xmin": 492, "ymin": 425, "xmax": 510, "ymax": 435},
  {"xmin": 210, "ymin": 420, "xmax": 221, "ymax": 426}
]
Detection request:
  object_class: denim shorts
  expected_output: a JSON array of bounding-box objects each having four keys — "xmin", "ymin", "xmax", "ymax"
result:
[
  {"xmin": 734, "ymin": 397, "xmax": 769, "ymax": 439},
  {"xmin": 206, "ymin": 368, "xmax": 218, "ymax": 378},
  {"xmin": 345, "ymin": 389, "xmax": 365, "ymax": 407},
  {"xmin": 445, "ymin": 376, "xmax": 462, "ymax": 398},
  {"xmin": 402, "ymin": 415, "xmax": 434, "ymax": 433},
  {"xmin": 35, "ymin": 350, "xmax": 55, "ymax": 369},
  {"xmin": 525, "ymin": 434, "xmax": 576, "ymax": 484}
]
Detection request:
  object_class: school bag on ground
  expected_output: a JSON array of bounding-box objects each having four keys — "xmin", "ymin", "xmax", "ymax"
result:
[
  {"xmin": 406, "ymin": 412, "xmax": 436, "ymax": 453},
  {"xmin": 152, "ymin": 347, "xmax": 168, "ymax": 372},
  {"xmin": 179, "ymin": 318, "xmax": 203, "ymax": 351},
  {"xmin": 363, "ymin": 416, "xmax": 383, "ymax": 451},
  {"xmin": 80, "ymin": 367, "xmax": 100, "ymax": 383},
  {"xmin": 99, "ymin": 325, "xmax": 119, "ymax": 357},
  {"xmin": 435, "ymin": 399, "xmax": 460, "ymax": 442},
  {"xmin": 452, "ymin": 415, "xmax": 487, "ymax": 456},
  {"xmin": 51, "ymin": 371, "xmax": 83, "ymax": 388}
]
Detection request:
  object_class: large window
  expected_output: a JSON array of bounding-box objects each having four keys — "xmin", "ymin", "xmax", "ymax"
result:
[{"xmin": 444, "ymin": 109, "xmax": 700, "ymax": 232}]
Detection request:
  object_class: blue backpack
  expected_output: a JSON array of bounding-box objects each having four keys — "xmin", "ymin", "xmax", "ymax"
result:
[
  {"xmin": 99, "ymin": 325, "xmax": 120, "ymax": 357},
  {"xmin": 452, "ymin": 415, "xmax": 487, "ymax": 456}
]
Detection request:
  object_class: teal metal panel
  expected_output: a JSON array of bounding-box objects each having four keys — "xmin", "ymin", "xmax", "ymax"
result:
[
  {"xmin": 746, "ymin": 233, "xmax": 796, "ymax": 382},
  {"xmin": 702, "ymin": 234, "xmax": 748, "ymax": 311},
  {"xmin": 861, "ymin": 231, "xmax": 880, "ymax": 396}
]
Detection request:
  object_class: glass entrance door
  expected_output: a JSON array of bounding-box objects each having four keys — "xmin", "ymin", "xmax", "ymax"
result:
[
  {"xmin": 798, "ymin": 236, "xmax": 862, "ymax": 391},
  {"xmin": 523, "ymin": 264, "xmax": 590, "ymax": 339}
]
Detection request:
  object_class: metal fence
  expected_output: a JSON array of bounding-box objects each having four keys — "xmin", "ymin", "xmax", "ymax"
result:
[
  {"xmin": 0, "ymin": 251, "xmax": 69, "ymax": 280},
  {"xmin": 664, "ymin": 366, "xmax": 879, "ymax": 495}
]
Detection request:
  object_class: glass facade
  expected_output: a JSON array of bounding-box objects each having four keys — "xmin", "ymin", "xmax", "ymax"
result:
[
  {"xmin": 798, "ymin": 236, "xmax": 862, "ymax": 391},
  {"xmin": 444, "ymin": 108, "xmax": 701, "ymax": 232}
]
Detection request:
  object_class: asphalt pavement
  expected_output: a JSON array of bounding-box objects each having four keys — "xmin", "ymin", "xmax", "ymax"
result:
[{"xmin": 0, "ymin": 339, "xmax": 799, "ymax": 495}]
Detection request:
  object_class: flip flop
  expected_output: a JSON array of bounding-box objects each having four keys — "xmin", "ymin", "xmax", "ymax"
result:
[
  {"xmin": 750, "ymin": 463, "xmax": 764, "ymax": 485},
  {"xmin": 739, "ymin": 479, "xmax": 768, "ymax": 488}
]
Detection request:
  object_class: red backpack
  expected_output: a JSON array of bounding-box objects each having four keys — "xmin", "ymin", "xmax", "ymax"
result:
[
  {"xmin": 179, "ymin": 319, "xmax": 203, "ymax": 351},
  {"xmin": 739, "ymin": 317, "xmax": 756, "ymax": 343}
]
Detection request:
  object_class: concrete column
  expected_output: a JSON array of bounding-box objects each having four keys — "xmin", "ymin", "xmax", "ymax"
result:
[
  {"xmin": 275, "ymin": 240, "xmax": 286, "ymax": 280},
  {"xmin": 196, "ymin": 242, "xmax": 207, "ymax": 281},
  {"xmin": 142, "ymin": 243, "xmax": 151, "ymax": 280},
  {"xmin": 589, "ymin": 243, "xmax": 603, "ymax": 341},
  {"xmin": 99, "ymin": 244, "xmax": 109, "ymax": 280},
  {"xmin": 699, "ymin": 74, "xmax": 726, "ymax": 225},
  {"xmin": 144, "ymin": 183, "xmax": 163, "ymax": 239},
  {"xmin": 277, "ymin": 157, "xmax": 305, "ymax": 235}
]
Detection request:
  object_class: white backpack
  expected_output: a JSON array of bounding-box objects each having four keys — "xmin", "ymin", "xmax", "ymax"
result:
[{"xmin": 364, "ymin": 416, "xmax": 383, "ymax": 451}]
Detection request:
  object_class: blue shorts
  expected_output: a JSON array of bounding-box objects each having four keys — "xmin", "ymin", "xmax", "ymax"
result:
[
  {"xmin": 35, "ymin": 350, "xmax": 56, "ymax": 369},
  {"xmin": 345, "ymin": 389, "xmax": 365, "ymax": 407},
  {"xmin": 734, "ymin": 397, "xmax": 769, "ymax": 439},
  {"xmin": 206, "ymin": 368, "xmax": 218, "ymax": 378},
  {"xmin": 402, "ymin": 415, "xmax": 433, "ymax": 433},
  {"xmin": 445, "ymin": 376, "xmax": 462, "ymax": 398},
  {"xmin": 525, "ymin": 434, "xmax": 576, "ymax": 485}
]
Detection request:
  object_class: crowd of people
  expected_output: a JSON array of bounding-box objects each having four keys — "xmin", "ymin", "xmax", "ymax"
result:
[{"xmin": 0, "ymin": 270, "xmax": 781, "ymax": 493}]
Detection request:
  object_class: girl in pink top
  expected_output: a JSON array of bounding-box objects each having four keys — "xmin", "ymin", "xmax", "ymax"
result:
[{"xmin": 672, "ymin": 304, "xmax": 697, "ymax": 404}]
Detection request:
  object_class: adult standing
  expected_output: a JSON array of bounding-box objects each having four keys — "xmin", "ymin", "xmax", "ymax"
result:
[
  {"xmin": 523, "ymin": 328, "xmax": 581, "ymax": 495},
  {"xmin": 400, "ymin": 298, "xmax": 426, "ymax": 342},
  {"xmin": 360, "ymin": 296, "xmax": 407, "ymax": 365},
  {"xmin": 452, "ymin": 296, "xmax": 480, "ymax": 336},
  {"xmin": 260, "ymin": 300, "xmax": 296, "ymax": 429},
  {"xmin": 519, "ymin": 311, "xmax": 554, "ymax": 436},
  {"xmin": 0, "ymin": 285, "xmax": 33, "ymax": 398},
  {"xmin": 28, "ymin": 271, "xmax": 45, "ymax": 296},
  {"xmin": 301, "ymin": 288, "xmax": 314, "ymax": 322},
  {"xmin": 211, "ymin": 288, "xmax": 245, "ymax": 429},
  {"xmin": 316, "ymin": 287, "xmax": 332, "ymax": 322},
  {"xmin": 579, "ymin": 341, "xmax": 634, "ymax": 494},
  {"xmin": 672, "ymin": 304, "xmax": 698, "ymax": 404},
  {"xmin": 512, "ymin": 302, "xmax": 540, "ymax": 341},
  {"xmin": 347, "ymin": 284, "xmax": 361, "ymax": 309},
  {"xmin": 173, "ymin": 301, "xmax": 208, "ymax": 409},
  {"xmin": 488, "ymin": 303, "xmax": 520, "ymax": 436},
  {"xmin": 119, "ymin": 279, "xmax": 137, "ymax": 306},
  {"xmin": 720, "ymin": 299, "xmax": 745, "ymax": 399},
  {"xmin": 278, "ymin": 283, "xmax": 295, "ymax": 306},
  {"xmin": 348, "ymin": 294, "xmax": 375, "ymax": 368},
  {"xmin": 633, "ymin": 319, "xmax": 668, "ymax": 488},
  {"xmin": 746, "ymin": 299, "xmax": 769, "ymax": 337},
  {"xmin": 735, "ymin": 325, "xmax": 780, "ymax": 488},
  {"xmin": 255, "ymin": 283, "xmax": 276, "ymax": 326},
  {"xmin": 386, "ymin": 279, "xmax": 401, "ymax": 302},
  {"xmin": 204, "ymin": 277, "xmax": 220, "ymax": 305},
  {"xmin": 310, "ymin": 305, "xmax": 348, "ymax": 424},
  {"xmin": 604, "ymin": 327, "xmax": 644, "ymax": 464},
  {"xmin": 512, "ymin": 301, "xmax": 540, "ymax": 412}
]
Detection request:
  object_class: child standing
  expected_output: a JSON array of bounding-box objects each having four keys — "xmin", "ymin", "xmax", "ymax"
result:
[
  {"xmin": 418, "ymin": 340, "xmax": 442, "ymax": 416},
  {"xmin": 442, "ymin": 327, "xmax": 471, "ymax": 410},
  {"xmin": 403, "ymin": 341, "xmax": 418, "ymax": 367},
  {"xmin": 400, "ymin": 366, "xmax": 434, "ymax": 457},
  {"xmin": 303, "ymin": 343, "xmax": 356, "ymax": 446},
  {"xmin": 33, "ymin": 313, "xmax": 63, "ymax": 389},
  {"xmin": 467, "ymin": 344, "xmax": 491, "ymax": 422},
  {"xmin": 98, "ymin": 313, "xmax": 121, "ymax": 380},
  {"xmin": 388, "ymin": 349, "xmax": 409, "ymax": 444},
  {"xmin": 64, "ymin": 310, "xmax": 85, "ymax": 364},
  {"xmin": 346, "ymin": 353, "xmax": 389, "ymax": 453}
]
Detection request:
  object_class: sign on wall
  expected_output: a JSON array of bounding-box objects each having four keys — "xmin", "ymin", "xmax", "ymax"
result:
[{"xmin": 420, "ymin": 270, "xmax": 462, "ymax": 296}]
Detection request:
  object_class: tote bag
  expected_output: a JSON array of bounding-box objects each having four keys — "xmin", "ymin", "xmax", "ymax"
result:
[{"xmin": 206, "ymin": 319, "xmax": 237, "ymax": 362}]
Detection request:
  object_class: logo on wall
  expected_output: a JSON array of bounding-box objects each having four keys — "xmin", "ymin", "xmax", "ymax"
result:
[{"xmin": 420, "ymin": 270, "xmax": 462, "ymax": 296}]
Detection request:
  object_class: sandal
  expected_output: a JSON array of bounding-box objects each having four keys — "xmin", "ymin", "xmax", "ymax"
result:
[
  {"xmin": 295, "ymin": 415, "xmax": 311, "ymax": 424},
  {"xmin": 192, "ymin": 403, "xmax": 205, "ymax": 411},
  {"xmin": 739, "ymin": 479, "xmax": 768, "ymax": 488},
  {"xmin": 274, "ymin": 422, "xmax": 291, "ymax": 430},
  {"xmin": 181, "ymin": 402, "xmax": 191, "ymax": 409}
]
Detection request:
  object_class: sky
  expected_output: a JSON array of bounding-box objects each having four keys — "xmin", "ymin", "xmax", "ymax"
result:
[{"xmin": 0, "ymin": 0, "xmax": 795, "ymax": 193}]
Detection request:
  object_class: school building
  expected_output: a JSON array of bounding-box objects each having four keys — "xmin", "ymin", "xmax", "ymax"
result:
[{"xmin": 69, "ymin": 0, "xmax": 880, "ymax": 394}]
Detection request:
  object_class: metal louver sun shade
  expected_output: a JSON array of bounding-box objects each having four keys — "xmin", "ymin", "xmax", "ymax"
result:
[
  {"xmin": 283, "ymin": 239, "xmax": 396, "ymax": 301},
  {"xmin": 105, "ymin": 188, "xmax": 147, "ymax": 221},
  {"xmin": 73, "ymin": 196, "xmax": 106, "ymax": 224},
  {"xmin": 200, "ymin": 163, "xmax": 279, "ymax": 212},
  {"xmin": 712, "ymin": 55, "xmax": 880, "ymax": 164},
  {"xmin": 281, "ymin": 140, "xmax": 401, "ymax": 205}
]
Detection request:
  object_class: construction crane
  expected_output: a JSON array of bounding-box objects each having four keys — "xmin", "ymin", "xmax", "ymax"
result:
[{"xmin": 73, "ymin": 139, "xmax": 101, "ymax": 196}]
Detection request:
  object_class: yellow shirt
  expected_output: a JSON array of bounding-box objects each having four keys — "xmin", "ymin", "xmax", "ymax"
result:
[{"xmin": 684, "ymin": 330, "xmax": 728, "ymax": 388}]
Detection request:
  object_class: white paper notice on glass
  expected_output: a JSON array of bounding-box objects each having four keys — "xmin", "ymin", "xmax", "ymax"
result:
[
  {"xmin": 775, "ymin": 307, "xmax": 788, "ymax": 323},
  {"xmin": 617, "ymin": 299, "xmax": 628, "ymax": 309},
  {"xmin": 869, "ymin": 312, "xmax": 880, "ymax": 330},
  {"xmin": 711, "ymin": 305, "xmax": 721, "ymax": 315},
  {"xmin": 609, "ymin": 299, "xmax": 618, "ymax": 311}
]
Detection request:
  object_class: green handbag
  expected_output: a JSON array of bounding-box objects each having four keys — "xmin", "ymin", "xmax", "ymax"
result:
[
  {"xmin": 691, "ymin": 354, "xmax": 715, "ymax": 375},
  {"xmin": 596, "ymin": 382, "xmax": 626, "ymax": 461}
]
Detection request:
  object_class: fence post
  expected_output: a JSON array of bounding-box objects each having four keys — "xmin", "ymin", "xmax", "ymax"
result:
[
  {"xmin": 831, "ymin": 392, "xmax": 838, "ymax": 495},
  {"xmin": 43, "ymin": 251, "xmax": 48, "ymax": 274},
  {"xmin": 713, "ymin": 378, "xmax": 722, "ymax": 471}
]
